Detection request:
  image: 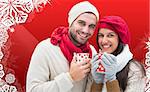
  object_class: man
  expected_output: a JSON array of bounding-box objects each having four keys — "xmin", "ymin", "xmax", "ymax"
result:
[{"xmin": 26, "ymin": 1, "xmax": 99, "ymax": 92}]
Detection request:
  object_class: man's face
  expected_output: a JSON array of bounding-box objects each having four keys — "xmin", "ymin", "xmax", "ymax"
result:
[{"xmin": 69, "ymin": 13, "xmax": 97, "ymax": 46}]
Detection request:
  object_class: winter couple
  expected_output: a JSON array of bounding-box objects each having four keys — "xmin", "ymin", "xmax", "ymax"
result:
[{"xmin": 26, "ymin": 1, "xmax": 145, "ymax": 92}]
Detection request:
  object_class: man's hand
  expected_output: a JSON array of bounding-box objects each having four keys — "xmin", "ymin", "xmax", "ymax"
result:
[{"xmin": 69, "ymin": 58, "xmax": 91, "ymax": 81}]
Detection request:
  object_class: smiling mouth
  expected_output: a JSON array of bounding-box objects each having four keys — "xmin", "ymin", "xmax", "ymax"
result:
[
  {"xmin": 103, "ymin": 45, "xmax": 110, "ymax": 48},
  {"xmin": 101, "ymin": 44, "xmax": 111, "ymax": 50},
  {"xmin": 77, "ymin": 30, "xmax": 90, "ymax": 38}
]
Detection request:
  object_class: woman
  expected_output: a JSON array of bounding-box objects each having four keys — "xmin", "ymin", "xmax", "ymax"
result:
[{"xmin": 91, "ymin": 16, "xmax": 146, "ymax": 92}]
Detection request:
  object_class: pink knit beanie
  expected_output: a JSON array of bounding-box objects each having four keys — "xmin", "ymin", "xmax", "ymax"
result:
[{"xmin": 99, "ymin": 16, "xmax": 130, "ymax": 44}]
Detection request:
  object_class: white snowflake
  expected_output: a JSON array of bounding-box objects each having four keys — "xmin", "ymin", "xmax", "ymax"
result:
[
  {"xmin": 0, "ymin": 49, "xmax": 4, "ymax": 61},
  {"xmin": 0, "ymin": 85, "xmax": 17, "ymax": 92},
  {"xmin": 2, "ymin": 84, "xmax": 9, "ymax": 92},
  {"xmin": 0, "ymin": 64, "xmax": 3, "ymax": 70},
  {"xmin": 0, "ymin": 20, "xmax": 9, "ymax": 30},
  {"xmin": 0, "ymin": 70, "xmax": 5, "ymax": 78},
  {"xmin": 146, "ymin": 67, "xmax": 150, "ymax": 78},
  {"xmin": 0, "ymin": 28, "xmax": 8, "ymax": 61},
  {"xmin": 0, "ymin": 28, "xmax": 9, "ymax": 47},
  {"xmin": 0, "ymin": 79, "xmax": 6, "ymax": 87},
  {"xmin": 145, "ymin": 58, "xmax": 150, "ymax": 66},
  {"xmin": 5, "ymin": 73, "xmax": 15, "ymax": 84},
  {"xmin": 9, "ymin": 86, "xmax": 17, "ymax": 92},
  {"xmin": 146, "ymin": 38, "xmax": 150, "ymax": 66},
  {"xmin": 0, "ymin": 0, "xmax": 34, "ymax": 28},
  {"xmin": 146, "ymin": 38, "xmax": 150, "ymax": 50},
  {"xmin": 145, "ymin": 37, "xmax": 150, "ymax": 91},
  {"xmin": 32, "ymin": 0, "xmax": 50, "ymax": 11},
  {"xmin": 146, "ymin": 52, "xmax": 150, "ymax": 59},
  {"xmin": 145, "ymin": 78, "xmax": 150, "ymax": 92}
]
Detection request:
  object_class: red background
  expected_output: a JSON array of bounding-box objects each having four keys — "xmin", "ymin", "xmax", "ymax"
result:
[{"xmin": 10, "ymin": 0, "xmax": 149, "ymax": 90}]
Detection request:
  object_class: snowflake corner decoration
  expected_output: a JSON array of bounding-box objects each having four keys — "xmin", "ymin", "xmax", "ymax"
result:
[
  {"xmin": 0, "ymin": 0, "xmax": 51, "ymax": 92},
  {"xmin": 0, "ymin": 0, "xmax": 34, "ymax": 28},
  {"xmin": 0, "ymin": 0, "xmax": 51, "ymax": 30}
]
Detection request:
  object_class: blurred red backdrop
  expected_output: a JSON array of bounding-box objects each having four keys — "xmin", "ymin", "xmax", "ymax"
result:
[{"xmin": 9, "ymin": 0, "xmax": 149, "ymax": 91}]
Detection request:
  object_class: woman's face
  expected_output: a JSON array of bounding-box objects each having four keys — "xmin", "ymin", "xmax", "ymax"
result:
[{"xmin": 98, "ymin": 28, "xmax": 119, "ymax": 54}]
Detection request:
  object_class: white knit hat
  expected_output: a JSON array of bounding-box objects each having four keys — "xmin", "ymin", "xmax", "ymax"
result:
[{"xmin": 68, "ymin": 1, "xmax": 99, "ymax": 26}]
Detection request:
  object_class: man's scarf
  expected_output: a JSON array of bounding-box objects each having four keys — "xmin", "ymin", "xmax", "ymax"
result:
[{"xmin": 50, "ymin": 27, "xmax": 92, "ymax": 64}]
